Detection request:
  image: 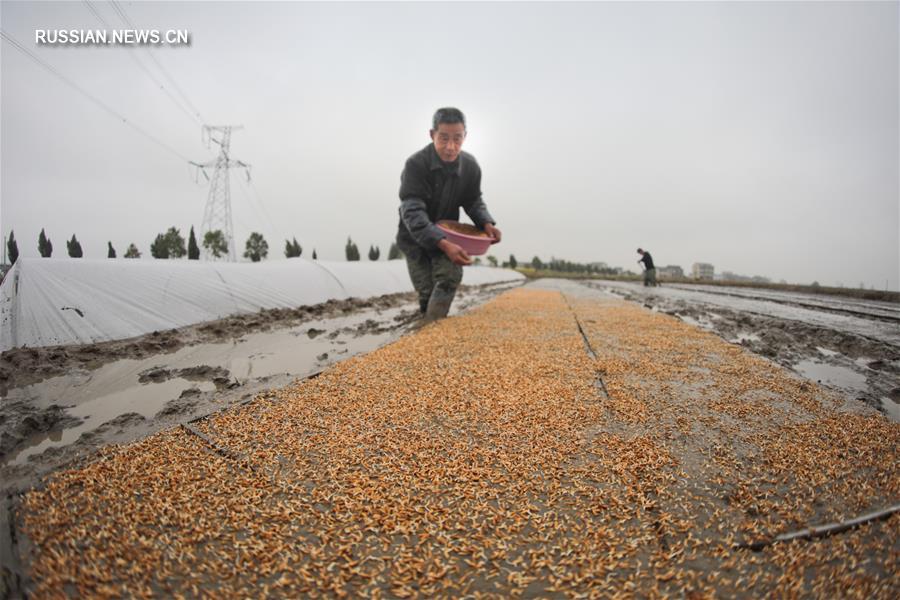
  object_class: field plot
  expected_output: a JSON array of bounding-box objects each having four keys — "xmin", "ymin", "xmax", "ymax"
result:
[
  {"xmin": 8, "ymin": 281, "xmax": 898, "ymax": 598},
  {"xmin": 586, "ymin": 280, "xmax": 900, "ymax": 421}
]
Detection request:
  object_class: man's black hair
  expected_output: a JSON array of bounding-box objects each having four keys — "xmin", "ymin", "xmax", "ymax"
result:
[{"xmin": 432, "ymin": 107, "xmax": 466, "ymax": 130}]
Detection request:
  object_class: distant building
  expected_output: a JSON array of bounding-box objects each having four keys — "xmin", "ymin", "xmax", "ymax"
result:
[
  {"xmin": 657, "ymin": 265, "xmax": 684, "ymax": 279},
  {"xmin": 692, "ymin": 263, "xmax": 715, "ymax": 280}
]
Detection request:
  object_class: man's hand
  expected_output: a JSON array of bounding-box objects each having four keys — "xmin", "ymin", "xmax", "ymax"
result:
[
  {"xmin": 438, "ymin": 239, "xmax": 473, "ymax": 266},
  {"xmin": 483, "ymin": 223, "xmax": 502, "ymax": 244}
]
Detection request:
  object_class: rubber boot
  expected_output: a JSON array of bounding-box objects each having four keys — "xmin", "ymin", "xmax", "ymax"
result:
[{"xmin": 423, "ymin": 285, "xmax": 456, "ymax": 323}]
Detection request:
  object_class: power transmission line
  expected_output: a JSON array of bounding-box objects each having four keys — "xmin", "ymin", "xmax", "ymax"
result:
[
  {"xmin": 81, "ymin": 0, "xmax": 111, "ymax": 28},
  {"xmin": 82, "ymin": 0, "xmax": 201, "ymax": 127},
  {"xmin": 110, "ymin": 0, "xmax": 206, "ymax": 124},
  {"xmin": 0, "ymin": 29, "xmax": 192, "ymax": 163},
  {"xmin": 229, "ymin": 131, "xmax": 287, "ymax": 244},
  {"xmin": 237, "ymin": 172, "xmax": 289, "ymax": 247}
]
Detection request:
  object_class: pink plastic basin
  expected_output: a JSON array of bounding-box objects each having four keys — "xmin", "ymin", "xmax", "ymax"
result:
[{"xmin": 436, "ymin": 221, "xmax": 494, "ymax": 256}]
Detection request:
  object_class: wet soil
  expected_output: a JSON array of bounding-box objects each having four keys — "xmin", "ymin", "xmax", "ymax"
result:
[
  {"xmin": 583, "ymin": 281, "xmax": 900, "ymax": 421},
  {"xmin": 10, "ymin": 282, "xmax": 897, "ymax": 598},
  {"xmin": 0, "ymin": 293, "xmax": 416, "ymax": 394}
]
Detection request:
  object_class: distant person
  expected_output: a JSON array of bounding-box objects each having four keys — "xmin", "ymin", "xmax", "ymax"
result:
[
  {"xmin": 637, "ymin": 248, "xmax": 658, "ymax": 287},
  {"xmin": 396, "ymin": 107, "xmax": 501, "ymax": 322}
]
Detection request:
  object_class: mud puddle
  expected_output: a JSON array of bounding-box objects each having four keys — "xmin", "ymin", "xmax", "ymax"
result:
[
  {"xmin": 7, "ymin": 377, "xmax": 219, "ymax": 466},
  {"xmin": 0, "ymin": 282, "xmax": 519, "ymax": 495},
  {"xmin": 2, "ymin": 307, "xmax": 397, "ymax": 468},
  {"xmin": 582, "ymin": 280, "xmax": 900, "ymax": 421}
]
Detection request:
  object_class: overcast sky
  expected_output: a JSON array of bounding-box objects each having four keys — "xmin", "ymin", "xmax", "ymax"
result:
[{"xmin": 1, "ymin": 1, "xmax": 898, "ymax": 289}]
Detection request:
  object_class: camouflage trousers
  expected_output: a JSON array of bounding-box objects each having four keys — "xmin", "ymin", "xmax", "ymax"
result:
[
  {"xmin": 405, "ymin": 251, "xmax": 463, "ymax": 314},
  {"xmin": 643, "ymin": 268, "xmax": 657, "ymax": 287}
]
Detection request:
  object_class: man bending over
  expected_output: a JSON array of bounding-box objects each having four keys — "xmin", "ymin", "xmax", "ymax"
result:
[{"xmin": 396, "ymin": 107, "xmax": 501, "ymax": 321}]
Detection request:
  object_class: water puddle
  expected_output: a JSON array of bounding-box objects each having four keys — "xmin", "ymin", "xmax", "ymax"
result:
[
  {"xmin": 2, "ymin": 306, "xmax": 411, "ymax": 466},
  {"xmin": 178, "ymin": 310, "xmax": 401, "ymax": 383},
  {"xmin": 11, "ymin": 378, "xmax": 218, "ymax": 465},
  {"xmin": 793, "ymin": 359, "xmax": 868, "ymax": 394}
]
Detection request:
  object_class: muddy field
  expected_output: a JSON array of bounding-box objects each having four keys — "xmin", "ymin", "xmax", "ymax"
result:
[
  {"xmin": 584, "ymin": 280, "xmax": 900, "ymax": 421},
  {"xmin": 6, "ymin": 281, "xmax": 897, "ymax": 598},
  {"xmin": 0, "ymin": 283, "xmax": 518, "ymax": 498},
  {"xmin": 3, "ymin": 278, "xmax": 898, "ymax": 501}
]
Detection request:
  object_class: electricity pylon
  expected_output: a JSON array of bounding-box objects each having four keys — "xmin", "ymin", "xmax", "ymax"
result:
[{"xmin": 191, "ymin": 125, "xmax": 250, "ymax": 261}]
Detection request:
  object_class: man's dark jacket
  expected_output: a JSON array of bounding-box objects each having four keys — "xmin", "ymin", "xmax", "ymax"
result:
[{"xmin": 397, "ymin": 144, "xmax": 495, "ymax": 258}]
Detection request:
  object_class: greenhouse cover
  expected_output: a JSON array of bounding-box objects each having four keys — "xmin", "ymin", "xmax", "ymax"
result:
[{"xmin": 0, "ymin": 258, "xmax": 524, "ymax": 351}]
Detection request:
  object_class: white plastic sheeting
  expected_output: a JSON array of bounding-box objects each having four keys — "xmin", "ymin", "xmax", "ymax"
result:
[{"xmin": 0, "ymin": 258, "xmax": 525, "ymax": 351}]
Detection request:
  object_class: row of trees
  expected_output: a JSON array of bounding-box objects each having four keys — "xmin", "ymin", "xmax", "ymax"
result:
[
  {"xmin": 344, "ymin": 238, "xmax": 402, "ymax": 262},
  {"xmin": 7, "ymin": 228, "xmax": 142, "ymax": 263},
  {"xmin": 5, "ymin": 227, "xmax": 279, "ymax": 263},
  {"xmin": 525, "ymin": 256, "xmax": 619, "ymax": 274},
  {"xmin": 7, "ymin": 229, "xmax": 607, "ymax": 273},
  {"xmin": 10, "ymin": 230, "xmax": 598, "ymax": 273},
  {"xmin": 477, "ymin": 255, "xmax": 518, "ymax": 268},
  {"xmin": 5, "ymin": 229, "xmax": 405, "ymax": 265},
  {"xmin": 475, "ymin": 255, "xmax": 617, "ymax": 274}
]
